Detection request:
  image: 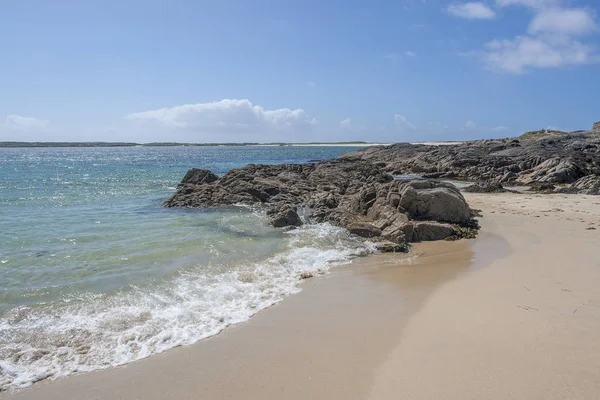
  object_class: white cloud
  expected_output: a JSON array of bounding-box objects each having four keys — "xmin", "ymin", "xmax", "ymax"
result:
[
  {"xmin": 465, "ymin": 120, "xmax": 478, "ymax": 130},
  {"xmin": 482, "ymin": 34, "xmax": 595, "ymax": 73},
  {"xmin": 126, "ymin": 99, "xmax": 316, "ymax": 137},
  {"xmin": 472, "ymin": 0, "xmax": 600, "ymax": 73},
  {"xmin": 340, "ymin": 118, "xmax": 352, "ymax": 129},
  {"xmin": 493, "ymin": 125, "xmax": 512, "ymax": 132},
  {"xmin": 528, "ymin": 8, "xmax": 597, "ymax": 36},
  {"xmin": 394, "ymin": 114, "xmax": 417, "ymax": 130},
  {"xmin": 447, "ymin": 2, "xmax": 496, "ymax": 19},
  {"xmin": 4, "ymin": 115, "xmax": 49, "ymax": 131},
  {"xmin": 496, "ymin": 0, "xmax": 559, "ymax": 9},
  {"xmin": 405, "ymin": 51, "xmax": 417, "ymax": 57}
]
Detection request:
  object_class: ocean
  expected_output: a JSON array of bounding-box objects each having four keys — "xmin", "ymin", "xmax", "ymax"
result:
[{"xmin": 0, "ymin": 145, "xmax": 374, "ymax": 391}]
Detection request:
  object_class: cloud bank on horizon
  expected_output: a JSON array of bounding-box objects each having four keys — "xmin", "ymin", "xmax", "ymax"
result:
[{"xmin": 1, "ymin": 0, "xmax": 599, "ymax": 143}]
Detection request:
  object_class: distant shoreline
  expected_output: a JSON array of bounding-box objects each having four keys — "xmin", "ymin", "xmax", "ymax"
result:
[{"xmin": 0, "ymin": 141, "xmax": 464, "ymax": 148}]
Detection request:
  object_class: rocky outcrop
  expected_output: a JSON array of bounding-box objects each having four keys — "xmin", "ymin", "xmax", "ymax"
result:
[
  {"xmin": 593, "ymin": 121, "xmax": 600, "ymax": 131},
  {"xmin": 562, "ymin": 175, "xmax": 600, "ymax": 195},
  {"xmin": 165, "ymin": 158, "xmax": 478, "ymax": 251},
  {"xmin": 344, "ymin": 130, "xmax": 600, "ymax": 193}
]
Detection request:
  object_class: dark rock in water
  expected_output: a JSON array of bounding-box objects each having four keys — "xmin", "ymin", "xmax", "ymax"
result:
[
  {"xmin": 464, "ymin": 181, "xmax": 508, "ymax": 193},
  {"xmin": 165, "ymin": 157, "xmax": 478, "ymax": 248},
  {"xmin": 267, "ymin": 206, "xmax": 302, "ymax": 228},
  {"xmin": 342, "ymin": 130, "xmax": 600, "ymax": 194},
  {"xmin": 299, "ymin": 272, "xmax": 314, "ymax": 279},
  {"xmin": 179, "ymin": 168, "xmax": 219, "ymax": 185}
]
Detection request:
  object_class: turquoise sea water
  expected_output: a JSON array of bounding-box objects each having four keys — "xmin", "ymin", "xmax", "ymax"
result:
[{"xmin": 0, "ymin": 146, "xmax": 373, "ymax": 391}]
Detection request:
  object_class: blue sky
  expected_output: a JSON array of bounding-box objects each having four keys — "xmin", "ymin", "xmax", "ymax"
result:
[{"xmin": 1, "ymin": 0, "xmax": 599, "ymax": 143}]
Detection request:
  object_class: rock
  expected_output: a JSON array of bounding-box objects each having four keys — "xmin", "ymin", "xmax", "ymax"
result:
[
  {"xmin": 570, "ymin": 175, "xmax": 600, "ymax": 195},
  {"xmin": 179, "ymin": 168, "xmax": 219, "ymax": 185},
  {"xmin": 347, "ymin": 222, "xmax": 382, "ymax": 238},
  {"xmin": 593, "ymin": 121, "xmax": 600, "ymax": 131},
  {"xmin": 500, "ymin": 171, "xmax": 517, "ymax": 183},
  {"xmin": 529, "ymin": 158, "xmax": 583, "ymax": 183},
  {"xmin": 396, "ymin": 180, "xmax": 473, "ymax": 224},
  {"xmin": 380, "ymin": 217, "xmax": 413, "ymax": 243},
  {"xmin": 344, "ymin": 130, "xmax": 600, "ymax": 194},
  {"xmin": 529, "ymin": 182, "xmax": 555, "ymax": 193},
  {"xmin": 165, "ymin": 157, "xmax": 477, "ymax": 244},
  {"xmin": 412, "ymin": 221, "xmax": 456, "ymax": 241},
  {"xmin": 267, "ymin": 206, "xmax": 302, "ymax": 228},
  {"xmin": 374, "ymin": 240, "xmax": 409, "ymax": 253},
  {"xmin": 445, "ymin": 226, "xmax": 479, "ymax": 240},
  {"xmin": 381, "ymin": 223, "xmax": 409, "ymax": 244},
  {"xmin": 464, "ymin": 181, "xmax": 508, "ymax": 193},
  {"xmin": 350, "ymin": 186, "xmax": 377, "ymax": 215},
  {"xmin": 299, "ymin": 272, "xmax": 314, "ymax": 279}
]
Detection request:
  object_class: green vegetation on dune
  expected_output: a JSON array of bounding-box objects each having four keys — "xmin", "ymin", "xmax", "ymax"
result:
[{"xmin": 518, "ymin": 129, "xmax": 569, "ymax": 140}]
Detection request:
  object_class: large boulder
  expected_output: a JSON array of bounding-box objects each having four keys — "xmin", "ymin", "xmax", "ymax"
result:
[
  {"xmin": 395, "ymin": 181, "xmax": 472, "ymax": 224},
  {"xmin": 412, "ymin": 222, "xmax": 456, "ymax": 242},
  {"xmin": 593, "ymin": 121, "xmax": 600, "ymax": 131}
]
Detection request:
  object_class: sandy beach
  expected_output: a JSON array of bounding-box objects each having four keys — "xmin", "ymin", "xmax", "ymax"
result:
[{"xmin": 4, "ymin": 192, "xmax": 600, "ymax": 400}]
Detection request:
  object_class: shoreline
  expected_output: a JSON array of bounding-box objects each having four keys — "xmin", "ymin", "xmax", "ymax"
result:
[
  {"xmin": 0, "ymin": 141, "xmax": 468, "ymax": 149},
  {"xmin": 3, "ymin": 201, "xmax": 500, "ymax": 399},
  {"xmin": 5, "ymin": 192, "xmax": 600, "ymax": 399}
]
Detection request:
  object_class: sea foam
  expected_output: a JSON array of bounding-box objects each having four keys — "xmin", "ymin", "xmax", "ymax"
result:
[{"xmin": 0, "ymin": 222, "xmax": 372, "ymax": 391}]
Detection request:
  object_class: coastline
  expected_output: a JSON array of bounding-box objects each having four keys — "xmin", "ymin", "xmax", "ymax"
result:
[
  {"xmin": 4, "ymin": 192, "xmax": 600, "ymax": 399},
  {"xmin": 0, "ymin": 141, "xmax": 468, "ymax": 148},
  {"xmin": 2, "ymin": 238, "xmax": 484, "ymax": 400}
]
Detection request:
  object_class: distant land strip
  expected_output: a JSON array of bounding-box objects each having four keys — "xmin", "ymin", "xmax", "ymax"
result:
[{"xmin": 0, "ymin": 141, "xmax": 378, "ymax": 148}]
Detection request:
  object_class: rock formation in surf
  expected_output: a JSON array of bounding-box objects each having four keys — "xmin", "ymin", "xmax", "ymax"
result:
[{"xmin": 165, "ymin": 158, "xmax": 478, "ymax": 251}]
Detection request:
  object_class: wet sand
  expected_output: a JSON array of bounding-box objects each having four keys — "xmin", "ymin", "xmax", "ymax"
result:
[
  {"xmin": 4, "ymin": 236, "xmax": 497, "ymax": 399},
  {"xmin": 5, "ymin": 193, "xmax": 600, "ymax": 400}
]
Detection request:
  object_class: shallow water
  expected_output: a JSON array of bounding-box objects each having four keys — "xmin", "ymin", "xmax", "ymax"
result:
[{"xmin": 0, "ymin": 146, "xmax": 370, "ymax": 391}]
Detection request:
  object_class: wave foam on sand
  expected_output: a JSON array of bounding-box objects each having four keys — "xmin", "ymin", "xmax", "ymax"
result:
[{"xmin": 0, "ymin": 221, "xmax": 374, "ymax": 391}]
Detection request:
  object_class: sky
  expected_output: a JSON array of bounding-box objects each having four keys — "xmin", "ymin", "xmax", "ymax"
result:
[{"xmin": 1, "ymin": 0, "xmax": 599, "ymax": 143}]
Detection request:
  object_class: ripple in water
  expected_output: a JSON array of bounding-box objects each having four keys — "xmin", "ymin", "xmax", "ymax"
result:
[{"xmin": 0, "ymin": 146, "xmax": 367, "ymax": 391}]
